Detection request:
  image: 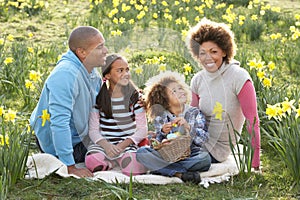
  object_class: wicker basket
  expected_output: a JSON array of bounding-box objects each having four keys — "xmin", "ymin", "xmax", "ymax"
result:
[{"xmin": 152, "ymin": 135, "xmax": 191, "ymax": 162}]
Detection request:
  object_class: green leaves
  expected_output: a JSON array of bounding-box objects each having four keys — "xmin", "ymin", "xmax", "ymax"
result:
[{"xmin": 263, "ymin": 116, "xmax": 300, "ymax": 189}]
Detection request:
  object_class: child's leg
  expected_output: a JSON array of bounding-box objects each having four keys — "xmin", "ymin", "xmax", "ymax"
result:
[
  {"xmin": 136, "ymin": 146, "xmax": 186, "ymax": 177},
  {"xmin": 85, "ymin": 152, "xmax": 113, "ymax": 173},
  {"xmin": 177, "ymin": 150, "xmax": 211, "ymax": 172},
  {"xmin": 116, "ymin": 152, "xmax": 147, "ymax": 176}
]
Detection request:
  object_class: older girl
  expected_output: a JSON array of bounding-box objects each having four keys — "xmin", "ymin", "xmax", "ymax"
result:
[{"xmin": 85, "ymin": 54, "xmax": 147, "ymax": 176}]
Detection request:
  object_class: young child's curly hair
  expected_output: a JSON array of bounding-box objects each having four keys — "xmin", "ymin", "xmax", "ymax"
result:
[{"xmin": 144, "ymin": 71, "xmax": 191, "ymax": 121}]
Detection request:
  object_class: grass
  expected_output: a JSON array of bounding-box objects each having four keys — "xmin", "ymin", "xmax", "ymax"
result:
[
  {"xmin": 267, "ymin": 0, "xmax": 300, "ymax": 13},
  {"xmin": 1, "ymin": 0, "xmax": 300, "ymax": 199},
  {"xmin": 7, "ymin": 146, "xmax": 299, "ymax": 199}
]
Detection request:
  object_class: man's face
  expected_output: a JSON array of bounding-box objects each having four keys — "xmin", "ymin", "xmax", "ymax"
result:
[{"xmin": 83, "ymin": 34, "xmax": 108, "ymax": 70}]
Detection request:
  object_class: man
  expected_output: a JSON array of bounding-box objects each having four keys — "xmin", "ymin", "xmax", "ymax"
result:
[{"xmin": 30, "ymin": 26, "xmax": 108, "ymax": 177}]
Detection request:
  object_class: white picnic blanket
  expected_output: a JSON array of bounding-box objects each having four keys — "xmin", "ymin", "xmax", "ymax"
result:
[{"xmin": 25, "ymin": 153, "xmax": 239, "ymax": 188}]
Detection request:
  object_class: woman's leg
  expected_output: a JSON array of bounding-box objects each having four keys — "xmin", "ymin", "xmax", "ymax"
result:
[
  {"xmin": 116, "ymin": 152, "xmax": 147, "ymax": 176},
  {"xmin": 85, "ymin": 152, "xmax": 113, "ymax": 173}
]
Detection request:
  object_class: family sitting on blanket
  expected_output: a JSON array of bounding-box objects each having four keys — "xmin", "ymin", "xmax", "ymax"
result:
[{"xmin": 30, "ymin": 19, "xmax": 260, "ymax": 181}]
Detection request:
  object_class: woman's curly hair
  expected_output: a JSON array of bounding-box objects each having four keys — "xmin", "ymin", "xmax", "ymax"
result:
[
  {"xmin": 144, "ymin": 71, "xmax": 190, "ymax": 121},
  {"xmin": 186, "ymin": 18, "xmax": 236, "ymax": 64}
]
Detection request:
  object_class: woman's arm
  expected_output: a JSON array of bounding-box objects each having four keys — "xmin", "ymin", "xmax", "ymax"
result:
[
  {"xmin": 238, "ymin": 80, "xmax": 261, "ymax": 168},
  {"xmin": 191, "ymin": 92, "xmax": 200, "ymax": 107}
]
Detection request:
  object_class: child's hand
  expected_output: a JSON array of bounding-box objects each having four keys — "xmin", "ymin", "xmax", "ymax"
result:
[
  {"xmin": 172, "ymin": 117, "xmax": 190, "ymax": 133},
  {"xmin": 161, "ymin": 122, "xmax": 172, "ymax": 134},
  {"xmin": 172, "ymin": 117, "xmax": 187, "ymax": 127}
]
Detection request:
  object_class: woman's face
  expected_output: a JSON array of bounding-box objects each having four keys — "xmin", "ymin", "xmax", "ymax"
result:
[
  {"xmin": 166, "ymin": 82, "xmax": 187, "ymax": 106},
  {"xmin": 105, "ymin": 58, "xmax": 130, "ymax": 87},
  {"xmin": 198, "ymin": 41, "xmax": 226, "ymax": 73}
]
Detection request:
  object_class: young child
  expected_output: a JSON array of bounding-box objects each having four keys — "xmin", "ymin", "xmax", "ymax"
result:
[
  {"xmin": 85, "ymin": 54, "xmax": 147, "ymax": 176},
  {"xmin": 136, "ymin": 71, "xmax": 211, "ymax": 184}
]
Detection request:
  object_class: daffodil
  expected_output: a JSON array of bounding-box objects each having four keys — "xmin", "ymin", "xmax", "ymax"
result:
[
  {"xmin": 281, "ymin": 97, "xmax": 296, "ymax": 115},
  {"xmin": 295, "ymin": 107, "xmax": 300, "ymax": 119},
  {"xmin": 25, "ymin": 80, "xmax": 36, "ymax": 90},
  {"xmin": 4, "ymin": 57, "xmax": 14, "ymax": 65},
  {"xmin": 175, "ymin": 18, "xmax": 182, "ymax": 24},
  {"xmin": 112, "ymin": 17, "xmax": 118, "ymax": 24},
  {"xmin": 7, "ymin": 34, "xmax": 14, "ymax": 41},
  {"xmin": 181, "ymin": 30, "xmax": 188, "ymax": 41},
  {"xmin": 183, "ymin": 63, "xmax": 192, "ymax": 75},
  {"xmin": 119, "ymin": 17, "xmax": 125, "ymax": 24},
  {"xmin": 0, "ymin": 135, "xmax": 9, "ymax": 146},
  {"xmin": 251, "ymin": 15, "xmax": 258, "ymax": 21},
  {"xmin": 263, "ymin": 77, "xmax": 272, "ymax": 88},
  {"xmin": 128, "ymin": 19, "xmax": 135, "ymax": 24},
  {"xmin": 4, "ymin": 109, "xmax": 17, "ymax": 123},
  {"xmin": 41, "ymin": 109, "xmax": 50, "ymax": 127},
  {"xmin": 29, "ymin": 70, "xmax": 42, "ymax": 82},
  {"xmin": 267, "ymin": 61, "xmax": 275, "ymax": 71},
  {"xmin": 158, "ymin": 56, "xmax": 166, "ymax": 62},
  {"xmin": 0, "ymin": 106, "xmax": 3, "ymax": 116},
  {"xmin": 158, "ymin": 64, "xmax": 167, "ymax": 72},
  {"xmin": 134, "ymin": 67, "xmax": 143, "ymax": 75},
  {"xmin": 136, "ymin": 11, "xmax": 145, "ymax": 20},
  {"xmin": 213, "ymin": 102, "xmax": 223, "ymax": 121},
  {"xmin": 247, "ymin": 59, "xmax": 257, "ymax": 70},
  {"xmin": 27, "ymin": 47, "xmax": 34, "ymax": 53},
  {"xmin": 161, "ymin": 1, "xmax": 168, "ymax": 6},
  {"xmin": 28, "ymin": 32, "xmax": 34, "ymax": 38},
  {"xmin": 266, "ymin": 104, "xmax": 278, "ymax": 120},
  {"xmin": 256, "ymin": 70, "xmax": 265, "ymax": 80},
  {"xmin": 152, "ymin": 56, "xmax": 160, "ymax": 64}
]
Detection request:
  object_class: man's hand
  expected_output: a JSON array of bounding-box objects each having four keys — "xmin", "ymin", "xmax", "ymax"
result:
[{"xmin": 67, "ymin": 165, "xmax": 94, "ymax": 178}]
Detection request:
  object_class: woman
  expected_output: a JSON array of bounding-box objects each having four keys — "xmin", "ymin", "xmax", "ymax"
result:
[{"xmin": 186, "ymin": 18, "xmax": 260, "ymax": 169}]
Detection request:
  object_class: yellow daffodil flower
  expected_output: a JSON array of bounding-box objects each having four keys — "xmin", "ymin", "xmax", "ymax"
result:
[
  {"xmin": 281, "ymin": 98, "xmax": 296, "ymax": 115},
  {"xmin": 213, "ymin": 102, "xmax": 223, "ymax": 121},
  {"xmin": 29, "ymin": 70, "xmax": 42, "ymax": 82},
  {"xmin": 4, "ymin": 57, "xmax": 14, "ymax": 65},
  {"xmin": 41, "ymin": 109, "xmax": 50, "ymax": 127},
  {"xmin": 266, "ymin": 104, "xmax": 278, "ymax": 120},
  {"xmin": 4, "ymin": 109, "xmax": 17, "ymax": 123},
  {"xmin": 295, "ymin": 107, "xmax": 300, "ymax": 119},
  {"xmin": 263, "ymin": 77, "xmax": 272, "ymax": 88},
  {"xmin": 134, "ymin": 67, "xmax": 143, "ymax": 75},
  {"xmin": 0, "ymin": 135, "xmax": 9, "ymax": 146},
  {"xmin": 0, "ymin": 106, "xmax": 3, "ymax": 116}
]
